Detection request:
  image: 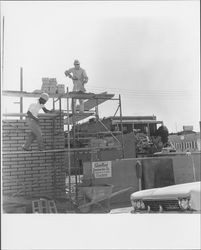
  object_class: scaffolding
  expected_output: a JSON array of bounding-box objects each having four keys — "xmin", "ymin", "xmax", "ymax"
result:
[{"xmin": 2, "ymin": 89, "xmax": 124, "ymax": 205}]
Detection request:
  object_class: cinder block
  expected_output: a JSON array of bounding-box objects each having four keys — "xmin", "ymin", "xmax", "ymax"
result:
[
  {"xmin": 2, "ymin": 115, "xmax": 65, "ymax": 199},
  {"xmin": 2, "ymin": 158, "xmax": 13, "ymax": 163}
]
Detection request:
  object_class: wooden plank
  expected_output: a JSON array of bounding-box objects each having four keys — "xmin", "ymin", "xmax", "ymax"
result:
[
  {"xmin": 69, "ymin": 92, "xmax": 114, "ymax": 100},
  {"xmin": 112, "ymin": 119, "xmax": 164, "ymax": 124},
  {"xmin": 64, "ymin": 112, "xmax": 94, "ymax": 125},
  {"xmin": 2, "ymin": 145, "xmax": 121, "ymax": 154},
  {"xmin": 84, "ymin": 92, "xmax": 113, "ymax": 111},
  {"xmin": 69, "ymin": 92, "xmax": 96, "ymax": 99},
  {"xmin": 2, "ymin": 149, "xmax": 66, "ymax": 154},
  {"xmin": 2, "ymin": 90, "xmax": 115, "ymax": 100},
  {"xmin": 68, "ymin": 112, "xmax": 94, "ymax": 124},
  {"xmin": 2, "ymin": 90, "xmax": 65, "ymax": 98},
  {"xmin": 3, "ymin": 113, "xmax": 61, "ymax": 117}
]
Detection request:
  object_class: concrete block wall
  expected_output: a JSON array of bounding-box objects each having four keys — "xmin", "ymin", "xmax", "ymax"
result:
[
  {"xmin": 116, "ymin": 132, "xmax": 136, "ymax": 158},
  {"xmin": 2, "ymin": 114, "xmax": 66, "ymax": 199}
]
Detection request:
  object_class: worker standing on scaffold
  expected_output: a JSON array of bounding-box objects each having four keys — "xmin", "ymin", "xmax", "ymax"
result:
[
  {"xmin": 64, "ymin": 59, "xmax": 88, "ymax": 113},
  {"xmin": 22, "ymin": 93, "xmax": 52, "ymax": 151}
]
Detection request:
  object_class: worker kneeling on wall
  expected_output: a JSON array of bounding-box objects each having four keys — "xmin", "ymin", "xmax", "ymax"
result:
[{"xmin": 22, "ymin": 93, "xmax": 52, "ymax": 151}]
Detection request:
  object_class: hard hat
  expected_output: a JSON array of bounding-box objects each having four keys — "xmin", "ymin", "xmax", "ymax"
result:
[
  {"xmin": 40, "ymin": 93, "xmax": 49, "ymax": 101},
  {"xmin": 74, "ymin": 59, "xmax": 80, "ymax": 65}
]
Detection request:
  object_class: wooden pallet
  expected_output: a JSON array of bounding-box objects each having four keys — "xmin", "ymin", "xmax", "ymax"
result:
[{"xmin": 32, "ymin": 198, "xmax": 57, "ymax": 213}]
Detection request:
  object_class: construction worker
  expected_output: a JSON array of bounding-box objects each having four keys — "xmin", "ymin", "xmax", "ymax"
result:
[
  {"xmin": 64, "ymin": 59, "xmax": 88, "ymax": 113},
  {"xmin": 22, "ymin": 93, "xmax": 52, "ymax": 151}
]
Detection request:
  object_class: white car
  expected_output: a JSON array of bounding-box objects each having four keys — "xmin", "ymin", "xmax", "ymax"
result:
[{"xmin": 130, "ymin": 181, "xmax": 200, "ymax": 213}]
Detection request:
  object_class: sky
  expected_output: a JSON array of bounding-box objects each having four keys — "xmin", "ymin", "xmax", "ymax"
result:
[{"xmin": 1, "ymin": 1, "xmax": 200, "ymax": 132}]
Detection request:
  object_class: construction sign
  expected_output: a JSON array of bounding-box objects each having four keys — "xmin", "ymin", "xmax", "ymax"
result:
[{"xmin": 92, "ymin": 161, "xmax": 112, "ymax": 178}]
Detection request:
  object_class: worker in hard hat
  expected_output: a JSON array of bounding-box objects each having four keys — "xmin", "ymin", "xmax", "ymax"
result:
[
  {"xmin": 64, "ymin": 59, "xmax": 88, "ymax": 113},
  {"xmin": 22, "ymin": 93, "xmax": 51, "ymax": 151}
]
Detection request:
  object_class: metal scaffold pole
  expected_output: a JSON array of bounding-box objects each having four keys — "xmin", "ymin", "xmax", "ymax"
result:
[
  {"xmin": 119, "ymin": 94, "xmax": 125, "ymax": 158},
  {"xmin": 52, "ymin": 116, "xmax": 56, "ymax": 197},
  {"xmin": 66, "ymin": 88, "xmax": 72, "ymax": 206},
  {"xmin": 71, "ymin": 96, "xmax": 78, "ymax": 200}
]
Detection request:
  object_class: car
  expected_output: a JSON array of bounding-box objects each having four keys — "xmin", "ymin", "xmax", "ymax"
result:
[{"xmin": 130, "ymin": 181, "xmax": 201, "ymax": 213}]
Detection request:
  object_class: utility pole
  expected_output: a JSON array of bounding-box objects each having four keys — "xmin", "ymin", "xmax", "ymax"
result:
[
  {"xmin": 2, "ymin": 16, "xmax": 5, "ymax": 89},
  {"xmin": 13, "ymin": 67, "xmax": 23, "ymax": 119}
]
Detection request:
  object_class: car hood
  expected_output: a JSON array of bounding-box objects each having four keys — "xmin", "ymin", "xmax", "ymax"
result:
[{"xmin": 131, "ymin": 181, "xmax": 201, "ymax": 210}]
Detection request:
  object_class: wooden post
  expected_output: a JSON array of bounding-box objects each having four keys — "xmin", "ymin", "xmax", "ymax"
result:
[{"xmin": 95, "ymin": 98, "xmax": 99, "ymax": 120}]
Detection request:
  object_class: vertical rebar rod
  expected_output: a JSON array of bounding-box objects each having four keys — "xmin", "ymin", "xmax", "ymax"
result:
[
  {"xmin": 59, "ymin": 97, "xmax": 62, "ymax": 129},
  {"xmin": 52, "ymin": 94, "xmax": 57, "ymax": 197},
  {"xmin": 52, "ymin": 116, "xmax": 56, "ymax": 197}
]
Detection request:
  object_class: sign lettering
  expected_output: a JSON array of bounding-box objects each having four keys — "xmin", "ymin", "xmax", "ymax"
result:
[{"xmin": 92, "ymin": 161, "xmax": 112, "ymax": 178}]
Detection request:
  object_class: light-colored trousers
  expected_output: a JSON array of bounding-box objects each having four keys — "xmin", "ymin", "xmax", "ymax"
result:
[
  {"xmin": 72, "ymin": 83, "xmax": 85, "ymax": 113},
  {"xmin": 72, "ymin": 98, "xmax": 84, "ymax": 113},
  {"xmin": 24, "ymin": 117, "xmax": 44, "ymax": 150}
]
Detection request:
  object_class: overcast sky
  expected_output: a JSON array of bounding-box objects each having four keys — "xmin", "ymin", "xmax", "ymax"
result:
[{"xmin": 1, "ymin": 1, "xmax": 200, "ymax": 132}]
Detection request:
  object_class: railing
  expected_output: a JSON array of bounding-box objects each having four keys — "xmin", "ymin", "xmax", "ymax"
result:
[{"xmin": 170, "ymin": 140, "xmax": 199, "ymax": 152}]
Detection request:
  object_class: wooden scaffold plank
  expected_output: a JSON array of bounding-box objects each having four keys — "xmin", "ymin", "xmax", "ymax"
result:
[{"xmin": 2, "ymin": 145, "xmax": 122, "ymax": 155}]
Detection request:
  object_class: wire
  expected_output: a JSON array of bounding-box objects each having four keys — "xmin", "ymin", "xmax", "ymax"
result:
[
  {"xmin": 86, "ymin": 85, "xmax": 199, "ymax": 101},
  {"xmin": 88, "ymin": 85, "xmax": 198, "ymax": 93}
]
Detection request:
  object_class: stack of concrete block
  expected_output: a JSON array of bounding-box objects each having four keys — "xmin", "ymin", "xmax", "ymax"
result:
[
  {"xmin": 2, "ymin": 114, "xmax": 66, "ymax": 199},
  {"xmin": 41, "ymin": 77, "xmax": 50, "ymax": 93},
  {"xmin": 57, "ymin": 84, "xmax": 65, "ymax": 94},
  {"xmin": 41, "ymin": 78, "xmax": 57, "ymax": 94},
  {"xmin": 41, "ymin": 78, "xmax": 65, "ymax": 94}
]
